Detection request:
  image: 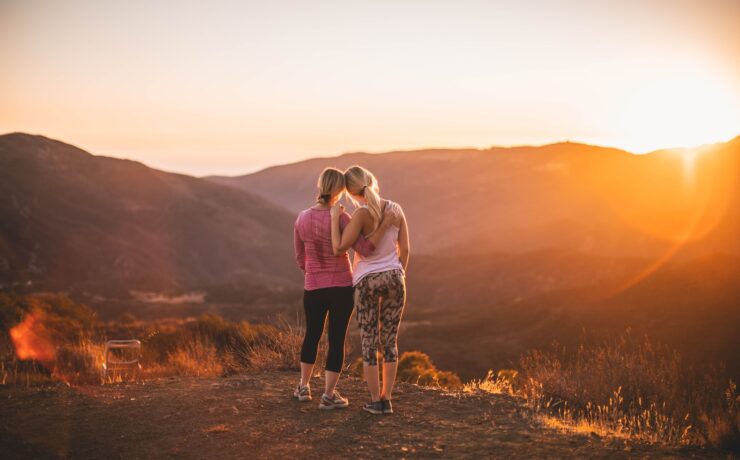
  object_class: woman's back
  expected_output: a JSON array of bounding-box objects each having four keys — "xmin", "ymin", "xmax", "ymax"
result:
[
  {"xmin": 295, "ymin": 207, "xmax": 353, "ymax": 290},
  {"xmin": 352, "ymin": 200, "xmax": 404, "ymax": 285}
]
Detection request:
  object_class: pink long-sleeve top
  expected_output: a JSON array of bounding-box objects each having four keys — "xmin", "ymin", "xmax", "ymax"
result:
[{"xmin": 294, "ymin": 207, "xmax": 375, "ymax": 291}]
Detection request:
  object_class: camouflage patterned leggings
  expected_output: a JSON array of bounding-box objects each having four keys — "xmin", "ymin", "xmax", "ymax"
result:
[{"xmin": 354, "ymin": 269, "xmax": 406, "ymax": 365}]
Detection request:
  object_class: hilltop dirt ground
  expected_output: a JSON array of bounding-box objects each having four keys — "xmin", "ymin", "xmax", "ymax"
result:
[{"xmin": 0, "ymin": 370, "xmax": 726, "ymax": 459}]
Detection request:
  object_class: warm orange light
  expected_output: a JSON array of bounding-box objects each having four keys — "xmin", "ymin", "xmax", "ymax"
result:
[
  {"xmin": 595, "ymin": 141, "xmax": 737, "ymax": 300},
  {"xmin": 677, "ymin": 149, "xmax": 703, "ymax": 186},
  {"xmin": 616, "ymin": 70, "xmax": 739, "ymax": 154},
  {"xmin": 10, "ymin": 310, "xmax": 57, "ymax": 364}
]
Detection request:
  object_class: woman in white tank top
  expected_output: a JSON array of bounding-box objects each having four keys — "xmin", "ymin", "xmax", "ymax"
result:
[
  {"xmin": 330, "ymin": 165, "xmax": 410, "ymax": 415},
  {"xmin": 350, "ymin": 200, "xmax": 404, "ymax": 284}
]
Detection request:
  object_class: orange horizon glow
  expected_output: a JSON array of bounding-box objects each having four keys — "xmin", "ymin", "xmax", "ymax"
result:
[{"xmin": 582, "ymin": 139, "xmax": 736, "ymax": 301}]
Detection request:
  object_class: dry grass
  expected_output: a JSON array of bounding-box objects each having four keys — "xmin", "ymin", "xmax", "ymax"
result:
[
  {"xmin": 161, "ymin": 337, "xmax": 224, "ymax": 377},
  {"xmin": 136, "ymin": 313, "xmax": 301, "ymax": 379},
  {"xmin": 0, "ymin": 293, "xmax": 302, "ymax": 385},
  {"xmin": 467, "ymin": 331, "xmax": 739, "ymax": 450},
  {"xmin": 464, "ymin": 369, "xmax": 518, "ymax": 395}
]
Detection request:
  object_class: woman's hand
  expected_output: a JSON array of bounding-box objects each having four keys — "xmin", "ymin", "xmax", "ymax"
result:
[
  {"xmin": 330, "ymin": 202, "xmax": 345, "ymax": 219},
  {"xmin": 382, "ymin": 205, "xmax": 402, "ymax": 228}
]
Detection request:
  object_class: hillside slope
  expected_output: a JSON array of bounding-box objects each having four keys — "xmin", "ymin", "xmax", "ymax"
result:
[
  {"xmin": 209, "ymin": 138, "xmax": 740, "ymax": 258},
  {"xmin": 0, "ymin": 133, "xmax": 301, "ymax": 294},
  {"xmin": 402, "ymin": 251, "xmax": 740, "ymax": 380},
  {"xmin": 0, "ymin": 370, "xmax": 720, "ymax": 459}
]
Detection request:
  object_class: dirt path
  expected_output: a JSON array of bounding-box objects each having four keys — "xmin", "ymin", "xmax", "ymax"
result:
[{"xmin": 0, "ymin": 371, "xmax": 723, "ymax": 459}]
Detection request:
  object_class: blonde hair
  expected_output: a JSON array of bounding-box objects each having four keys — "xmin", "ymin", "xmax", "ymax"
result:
[
  {"xmin": 316, "ymin": 167, "xmax": 345, "ymax": 205},
  {"xmin": 344, "ymin": 165, "xmax": 382, "ymax": 230}
]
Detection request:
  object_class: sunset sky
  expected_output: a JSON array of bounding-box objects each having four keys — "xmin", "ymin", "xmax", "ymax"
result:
[{"xmin": 1, "ymin": 0, "xmax": 739, "ymax": 176}]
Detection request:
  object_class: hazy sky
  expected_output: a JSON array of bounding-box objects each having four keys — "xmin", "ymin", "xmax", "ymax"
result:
[{"xmin": 1, "ymin": 0, "xmax": 739, "ymax": 176}]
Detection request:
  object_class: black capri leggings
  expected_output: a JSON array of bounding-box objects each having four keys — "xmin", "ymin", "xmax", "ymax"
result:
[{"xmin": 300, "ymin": 286, "xmax": 354, "ymax": 373}]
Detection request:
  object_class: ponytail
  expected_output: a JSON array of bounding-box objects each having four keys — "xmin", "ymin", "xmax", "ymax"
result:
[
  {"xmin": 344, "ymin": 166, "xmax": 383, "ymax": 230},
  {"xmin": 362, "ymin": 181, "xmax": 383, "ymax": 230}
]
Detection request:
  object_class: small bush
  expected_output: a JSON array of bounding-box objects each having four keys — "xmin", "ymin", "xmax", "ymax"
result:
[
  {"xmin": 398, "ymin": 351, "xmax": 462, "ymax": 389},
  {"xmin": 350, "ymin": 351, "xmax": 462, "ymax": 390}
]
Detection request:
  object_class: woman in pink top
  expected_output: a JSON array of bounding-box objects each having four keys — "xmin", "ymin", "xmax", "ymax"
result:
[{"xmin": 293, "ymin": 167, "xmax": 393, "ymax": 409}]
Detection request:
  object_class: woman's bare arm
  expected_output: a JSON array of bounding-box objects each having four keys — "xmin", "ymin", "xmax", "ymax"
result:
[
  {"xmin": 352, "ymin": 218, "xmax": 393, "ymax": 256},
  {"xmin": 397, "ymin": 207, "xmax": 410, "ymax": 271},
  {"xmin": 332, "ymin": 202, "xmax": 399, "ymax": 256},
  {"xmin": 331, "ymin": 206, "xmax": 367, "ymax": 255}
]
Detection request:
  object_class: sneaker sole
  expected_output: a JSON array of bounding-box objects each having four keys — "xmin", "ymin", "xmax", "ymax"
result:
[
  {"xmin": 296, "ymin": 395, "xmax": 312, "ymax": 402},
  {"xmin": 362, "ymin": 406, "xmax": 383, "ymax": 415},
  {"xmin": 319, "ymin": 402, "xmax": 349, "ymax": 410}
]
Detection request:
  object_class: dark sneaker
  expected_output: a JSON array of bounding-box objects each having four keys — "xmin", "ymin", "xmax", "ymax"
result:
[
  {"xmin": 319, "ymin": 391, "xmax": 349, "ymax": 410},
  {"xmin": 362, "ymin": 400, "xmax": 384, "ymax": 415},
  {"xmin": 381, "ymin": 398, "xmax": 393, "ymax": 414},
  {"xmin": 293, "ymin": 384, "xmax": 312, "ymax": 402}
]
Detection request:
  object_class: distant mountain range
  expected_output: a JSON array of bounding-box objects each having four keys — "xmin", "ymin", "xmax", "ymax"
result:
[
  {"xmin": 2, "ymin": 132, "xmax": 738, "ymax": 380},
  {"xmin": 209, "ymin": 138, "xmax": 740, "ymax": 259},
  {"xmin": 0, "ymin": 133, "xmax": 300, "ymax": 295}
]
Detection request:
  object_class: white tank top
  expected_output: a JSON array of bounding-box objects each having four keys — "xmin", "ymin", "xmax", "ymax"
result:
[{"xmin": 352, "ymin": 200, "xmax": 404, "ymax": 285}]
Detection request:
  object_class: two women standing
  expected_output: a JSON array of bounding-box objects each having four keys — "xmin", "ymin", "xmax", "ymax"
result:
[{"xmin": 293, "ymin": 166, "xmax": 409, "ymax": 414}]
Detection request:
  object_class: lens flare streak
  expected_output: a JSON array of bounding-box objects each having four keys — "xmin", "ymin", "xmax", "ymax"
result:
[{"xmin": 10, "ymin": 310, "xmax": 57, "ymax": 364}]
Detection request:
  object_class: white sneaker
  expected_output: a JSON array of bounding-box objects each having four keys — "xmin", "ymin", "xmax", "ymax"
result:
[
  {"xmin": 319, "ymin": 391, "xmax": 349, "ymax": 410},
  {"xmin": 293, "ymin": 384, "xmax": 312, "ymax": 402}
]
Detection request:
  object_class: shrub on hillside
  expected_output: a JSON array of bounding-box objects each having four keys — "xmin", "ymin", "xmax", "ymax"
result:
[
  {"xmin": 398, "ymin": 351, "xmax": 462, "ymax": 389},
  {"xmin": 350, "ymin": 351, "xmax": 462, "ymax": 390},
  {"xmin": 1, "ymin": 293, "xmax": 96, "ymax": 341},
  {"xmin": 0, "ymin": 293, "xmax": 26, "ymax": 332},
  {"xmin": 1, "ymin": 293, "xmax": 102, "ymax": 384},
  {"xmin": 142, "ymin": 314, "xmax": 300, "ymax": 375}
]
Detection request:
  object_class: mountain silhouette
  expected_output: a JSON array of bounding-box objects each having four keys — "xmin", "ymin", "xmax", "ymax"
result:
[
  {"xmin": 0, "ymin": 133, "xmax": 300, "ymax": 295},
  {"xmin": 209, "ymin": 139, "xmax": 740, "ymax": 259}
]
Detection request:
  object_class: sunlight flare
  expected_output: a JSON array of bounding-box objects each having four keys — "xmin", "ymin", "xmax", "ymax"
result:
[
  {"xmin": 616, "ymin": 69, "xmax": 739, "ymax": 154},
  {"xmin": 10, "ymin": 310, "xmax": 56, "ymax": 364}
]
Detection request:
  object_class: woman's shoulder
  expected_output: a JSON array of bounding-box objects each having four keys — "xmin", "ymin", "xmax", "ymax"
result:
[
  {"xmin": 296, "ymin": 208, "xmax": 314, "ymax": 222},
  {"xmin": 300, "ymin": 205, "xmax": 328, "ymax": 214},
  {"xmin": 352, "ymin": 206, "xmax": 371, "ymax": 217}
]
